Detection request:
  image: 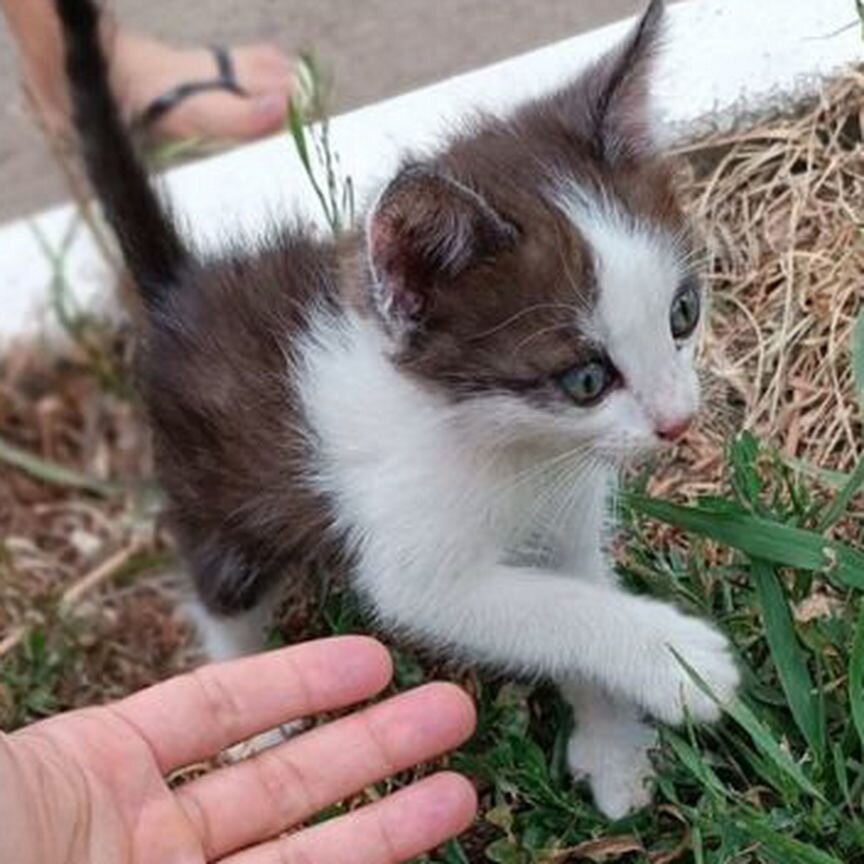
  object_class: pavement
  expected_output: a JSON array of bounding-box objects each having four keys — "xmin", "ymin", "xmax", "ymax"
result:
[{"xmin": 0, "ymin": 0, "xmax": 642, "ymax": 222}]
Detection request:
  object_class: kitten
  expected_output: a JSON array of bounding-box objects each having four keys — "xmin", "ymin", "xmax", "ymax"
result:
[{"xmin": 57, "ymin": 0, "xmax": 739, "ymax": 818}]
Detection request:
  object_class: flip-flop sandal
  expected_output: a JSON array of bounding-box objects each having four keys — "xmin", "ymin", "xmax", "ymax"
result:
[{"xmin": 132, "ymin": 45, "xmax": 249, "ymax": 135}]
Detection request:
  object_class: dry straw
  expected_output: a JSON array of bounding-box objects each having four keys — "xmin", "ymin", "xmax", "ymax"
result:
[{"xmin": 680, "ymin": 72, "xmax": 863, "ymax": 476}]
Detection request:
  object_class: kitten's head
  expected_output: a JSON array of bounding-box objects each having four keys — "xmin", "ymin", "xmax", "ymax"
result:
[{"xmin": 364, "ymin": 0, "xmax": 701, "ymax": 464}]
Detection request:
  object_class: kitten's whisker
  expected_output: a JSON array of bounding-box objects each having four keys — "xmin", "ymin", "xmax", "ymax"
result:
[
  {"xmin": 511, "ymin": 322, "xmax": 579, "ymax": 358},
  {"xmin": 530, "ymin": 454, "xmax": 605, "ymax": 554},
  {"xmin": 486, "ymin": 442, "xmax": 599, "ymax": 507},
  {"xmin": 519, "ymin": 447, "xmax": 605, "ymax": 545},
  {"xmin": 551, "ymin": 217, "xmax": 594, "ymax": 320},
  {"xmin": 467, "ymin": 303, "xmax": 585, "ymax": 342}
]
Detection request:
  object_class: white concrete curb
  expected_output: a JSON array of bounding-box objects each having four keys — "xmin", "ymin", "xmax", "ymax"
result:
[{"xmin": 0, "ymin": 0, "xmax": 860, "ymax": 343}]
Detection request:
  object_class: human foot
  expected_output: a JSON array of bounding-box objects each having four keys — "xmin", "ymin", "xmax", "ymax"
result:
[{"xmin": 109, "ymin": 31, "xmax": 293, "ymax": 142}]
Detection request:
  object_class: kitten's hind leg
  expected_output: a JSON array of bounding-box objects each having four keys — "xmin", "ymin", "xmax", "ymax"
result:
[
  {"xmin": 561, "ymin": 680, "xmax": 657, "ymax": 820},
  {"xmin": 186, "ymin": 592, "xmax": 303, "ymax": 755},
  {"xmin": 186, "ymin": 596, "xmax": 276, "ymax": 662}
]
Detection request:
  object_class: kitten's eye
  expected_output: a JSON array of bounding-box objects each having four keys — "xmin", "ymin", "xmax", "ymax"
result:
[
  {"xmin": 557, "ymin": 359, "xmax": 614, "ymax": 406},
  {"xmin": 670, "ymin": 281, "xmax": 701, "ymax": 340}
]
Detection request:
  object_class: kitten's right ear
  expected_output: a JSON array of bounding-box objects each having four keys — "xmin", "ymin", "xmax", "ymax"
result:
[
  {"xmin": 366, "ymin": 164, "xmax": 517, "ymax": 328},
  {"xmin": 561, "ymin": 0, "xmax": 665, "ymax": 163}
]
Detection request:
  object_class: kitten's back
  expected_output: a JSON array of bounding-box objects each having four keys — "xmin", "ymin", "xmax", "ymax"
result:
[{"xmin": 56, "ymin": 0, "xmax": 347, "ymax": 614}]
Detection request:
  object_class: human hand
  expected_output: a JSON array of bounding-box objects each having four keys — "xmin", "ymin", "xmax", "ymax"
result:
[{"xmin": 0, "ymin": 636, "xmax": 477, "ymax": 864}]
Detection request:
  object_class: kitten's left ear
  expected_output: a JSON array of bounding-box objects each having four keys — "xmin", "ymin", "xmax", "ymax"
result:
[
  {"xmin": 366, "ymin": 164, "xmax": 517, "ymax": 327},
  {"xmin": 562, "ymin": 0, "xmax": 665, "ymax": 163}
]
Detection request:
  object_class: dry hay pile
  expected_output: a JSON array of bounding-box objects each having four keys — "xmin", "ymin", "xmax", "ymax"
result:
[
  {"xmin": 0, "ymin": 73, "xmax": 862, "ymax": 723},
  {"xmin": 657, "ymin": 72, "xmax": 864, "ymax": 500}
]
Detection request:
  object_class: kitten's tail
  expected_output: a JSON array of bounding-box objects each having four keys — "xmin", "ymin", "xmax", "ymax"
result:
[{"xmin": 55, "ymin": 0, "xmax": 190, "ymax": 306}]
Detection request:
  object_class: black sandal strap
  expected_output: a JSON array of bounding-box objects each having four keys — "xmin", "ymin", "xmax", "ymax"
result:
[{"xmin": 134, "ymin": 46, "xmax": 249, "ymax": 132}]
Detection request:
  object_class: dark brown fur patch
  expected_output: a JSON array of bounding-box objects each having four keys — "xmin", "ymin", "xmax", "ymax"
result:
[
  {"xmin": 140, "ymin": 230, "xmax": 347, "ymax": 613},
  {"xmin": 362, "ymin": 102, "xmax": 685, "ymax": 403}
]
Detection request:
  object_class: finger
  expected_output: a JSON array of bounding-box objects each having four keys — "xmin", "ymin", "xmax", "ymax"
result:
[
  {"xmin": 221, "ymin": 772, "xmax": 477, "ymax": 864},
  {"xmin": 177, "ymin": 683, "xmax": 476, "ymax": 859},
  {"xmin": 111, "ymin": 636, "xmax": 392, "ymax": 772}
]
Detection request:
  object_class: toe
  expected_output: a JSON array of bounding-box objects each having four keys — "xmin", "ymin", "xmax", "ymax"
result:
[
  {"xmin": 233, "ymin": 44, "xmax": 295, "ymax": 96},
  {"xmin": 594, "ymin": 775, "xmax": 654, "ymax": 819},
  {"xmin": 157, "ymin": 89, "xmax": 289, "ymax": 141}
]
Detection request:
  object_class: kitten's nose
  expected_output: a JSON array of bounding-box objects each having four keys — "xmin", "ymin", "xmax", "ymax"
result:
[{"xmin": 656, "ymin": 417, "xmax": 693, "ymax": 442}]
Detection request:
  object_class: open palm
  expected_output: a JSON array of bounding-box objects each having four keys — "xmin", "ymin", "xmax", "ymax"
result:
[{"xmin": 1, "ymin": 637, "xmax": 477, "ymax": 864}]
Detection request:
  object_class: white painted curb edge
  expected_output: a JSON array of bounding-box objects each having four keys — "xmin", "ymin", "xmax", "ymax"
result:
[{"xmin": 0, "ymin": 0, "xmax": 859, "ymax": 344}]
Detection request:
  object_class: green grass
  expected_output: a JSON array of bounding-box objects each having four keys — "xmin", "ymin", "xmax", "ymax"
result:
[
  {"xmin": 4, "ymin": 48, "xmax": 863, "ymax": 864},
  {"xmin": 287, "ymin": 53, "xmax": 355, "ymax": 235},
  {"xmin": 422, "ymin": 434, "xmax": 862, "ymax": 863},
  {"xmin": 6, "ymin": 419, "xmax": 862, "ymax": 862},
  {"xmin": 254, "ymin": 422, "xmax": 863, "ymax": 862}
]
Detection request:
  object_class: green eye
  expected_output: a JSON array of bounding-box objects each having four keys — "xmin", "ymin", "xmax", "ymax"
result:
[
  {"xmin": 558, "ymin": 359, "xmax": 614, "ymax": 406},
  {"xmin": 670, "ymin": 281, "xmax": 701, "ymax": 340}
]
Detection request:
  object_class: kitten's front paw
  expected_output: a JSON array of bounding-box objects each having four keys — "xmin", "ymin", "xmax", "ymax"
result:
[
  {"xmin": 568, "ymin": 719, "xmax": 657, "ymax": 819},
  {"xmin": 639, "ymin": 607, "xmax": 740, "ymax": 725}
]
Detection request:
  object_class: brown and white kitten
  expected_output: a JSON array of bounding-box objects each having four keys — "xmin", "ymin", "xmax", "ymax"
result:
[{"xmin": 57, "ymin": 0, "xmax": 739, "ymax": 817}]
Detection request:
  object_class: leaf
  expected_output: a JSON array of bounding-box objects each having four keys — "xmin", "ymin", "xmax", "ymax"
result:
[
  {"xmin": 736, "ymin": 814, "xmax": 844, "ymax": 864},
  {"xmin": 484, "ymin": 838, "xmax": 525, "ymax": 864},
  {"xmin": 438, "ymin": 839, "xmax": 471, "ymax": 864},
  {"xmin": 849, "ymin": 602, "xmax": 864, "ymax": 756},
  {"xmin": 730, "ymin": 432, "xmax": 763, "ymax": 509},
  {"xmin": 778, "ymin": 454, "xmax": 850, "ymax": 490},
  {"xmin": 484, "ymin": 803, "xmax": 515, "ymax": 837},
  {"xmin": 752, "ymin": 560, "xmax": 824, "ymax": 760},
  {"xmin": 624, "ymin": 493, "xmax": 864, "ymax": 590},
  {"xmin": 287, "ymin": 99, "xmax": 312, "ymax": 172},
  {"xmin": 556, "ymin": 836, "xmax": 644, "ymax": 862}
]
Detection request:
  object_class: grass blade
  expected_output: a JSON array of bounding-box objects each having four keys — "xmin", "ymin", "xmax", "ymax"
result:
[
  {"xmin": 663, "ymin": 729, "xmax": 729, "ymax": 798},
  {"xmin": 723, "ymin": 695, "xmax": 823, "ymax": 800},
  {"xmin": 852, "ymin": 309, "xmax": 864, "ymax": 414},
  {"xmin": 0, "ymin": 435, "xmax": 119, "ymax": 497},
  {"xmin": 850, "ymin": 602, "xmax": 864, "ymax": 755},
  {"xmin": 778, "ymin": 454, "xmax": 850, "ymax": 490},
  {"xmin": 673, "ymin": 651, "xmax": 823, "ymax": 800},
  {"xmin": 818, "ymin": 457, "xmax": 864, "ymax": 532},
  {"xmin": 736, "ymin": 814, "xmax": 844, "ymax": 864},
  {"xmin": 625, "ymin": 493, "xmax": 864, "ymax": 589},
  {"xmin": 751, "ymin": 560, "xmax": 823, "ymax": 760}
]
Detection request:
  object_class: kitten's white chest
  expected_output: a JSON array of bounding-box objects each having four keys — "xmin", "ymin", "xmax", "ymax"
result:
[{"xmin": 297, "ymin": 311, "xmax": 613, "ymax": 582}]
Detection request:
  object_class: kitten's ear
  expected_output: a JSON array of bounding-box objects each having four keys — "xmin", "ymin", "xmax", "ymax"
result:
[
  {"xmin": 367, "ymin": 164, "xmax": 517, "ymax": 325},
  {"xmin": 565, "ymin": 0, "xmax": 665, "ymax": 163}
]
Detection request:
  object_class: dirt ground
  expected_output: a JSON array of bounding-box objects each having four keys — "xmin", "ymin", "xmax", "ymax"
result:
[{"xmin": 0, "ymin": 0, "xmax": 642, "ymax": 222}]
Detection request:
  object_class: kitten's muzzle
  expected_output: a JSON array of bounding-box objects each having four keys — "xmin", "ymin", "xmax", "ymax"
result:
[{"xmin": 655, "ymin": 416, "xmax": 693, "ymax": 443}]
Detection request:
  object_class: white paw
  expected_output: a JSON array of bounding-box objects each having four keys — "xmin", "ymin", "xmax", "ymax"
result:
[
  {"xmin": 640, "ymin": 607, "xmax": 740, "ymax": 726},
  {"xmin": 568, "ymin": 719, "xmax": 657, "ymax": 819}
]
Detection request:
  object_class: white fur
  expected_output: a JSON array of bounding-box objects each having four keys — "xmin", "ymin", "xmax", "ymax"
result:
[
  {"xmin": 553, "ymin": 183, "xmax": 702, "ymax": 453},
  {"xmin": 198, "ymin": 187, "xmax": 737, "ymax": 819},
  {"xmin": 293, "ymin": 305, "xmax": 738, "ymax": 781},
  {"xmin": 561, "ymin": 680, "xmax": 658, "ymax": 819},
  {"xmin": 186, "ymin": 594, "xmax": 277, "ymax": 662}
]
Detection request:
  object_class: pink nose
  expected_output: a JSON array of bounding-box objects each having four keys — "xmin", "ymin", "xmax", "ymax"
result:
[{"xmin": 656, "ymin": 417, "xmax": 693, "ymax": 442}]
